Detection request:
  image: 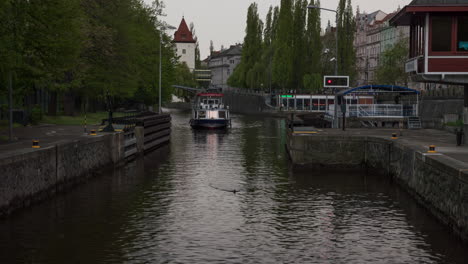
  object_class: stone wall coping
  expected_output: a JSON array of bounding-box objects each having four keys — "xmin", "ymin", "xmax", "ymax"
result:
[{"xmin": 291, "ymin": 133, "xmax": 468, "ymax": 183}]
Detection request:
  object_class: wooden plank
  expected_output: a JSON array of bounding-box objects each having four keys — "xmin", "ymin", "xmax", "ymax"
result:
[
  {"xmin": 143, "ymin": 117, "xmax": 171, "ymax": 128},
  {"xmin": 124, "ymin": 148, "xmax": 138, "ymax": 158},
  {"xmin": 143, "ymin": 136, "xmax": 171, "ymax": 150},
  {"xmin": 144, "ymin": 129, "xmax": 171, "ymax": 143},
  {"xmin": 124, "ymin": 138, "xmax": 137, "ymax": 147},
  {"xmin": 144, "ymin": 123, "xmax": 171, "ymax": 136}
]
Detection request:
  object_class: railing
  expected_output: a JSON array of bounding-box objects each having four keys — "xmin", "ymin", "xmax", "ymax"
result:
[{"xmin": 327, "ymin": 104, "xmax": 417, "ymax": 119}]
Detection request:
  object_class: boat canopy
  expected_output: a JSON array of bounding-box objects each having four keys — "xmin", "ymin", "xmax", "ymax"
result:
[
  {"xmin": 336, "ymin": 85, "xmax": 420, "ymax": 96},
  {"xmin": 197, "ymin": 93, "xmax": 224, "ymax": 97}
]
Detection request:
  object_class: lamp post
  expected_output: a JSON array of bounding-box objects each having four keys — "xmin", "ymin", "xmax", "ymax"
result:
[
  {"xmin": 308, "ymin": 5, "xmax": 340, "ymax": 129},
  {"xmin": 307, "ymin": 5, "xmax": 338, "ymax": 76},
  {"xmin": 158, "ymin": 25, "xmax": 176, "ymax": 114}
]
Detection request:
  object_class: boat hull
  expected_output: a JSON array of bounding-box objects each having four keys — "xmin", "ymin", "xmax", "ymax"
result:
[{"xmin": 190, "ymin": 119, "xmax": 229, "ymax": 129}]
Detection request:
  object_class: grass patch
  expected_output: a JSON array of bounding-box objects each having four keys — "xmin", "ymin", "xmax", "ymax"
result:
[
  {"xmin": 42, "ymin": 112, "xmax": 124, "ymax": 126},
  {"xmin": 445, "ymin": 120, "xmax": 464, "ymax": 128},
  {"xmin": 0, "ymin": 120, "xmax": 22, "ymax": 130}
]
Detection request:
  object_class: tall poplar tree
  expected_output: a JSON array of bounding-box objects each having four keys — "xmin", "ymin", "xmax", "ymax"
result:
[
  {"xmin": 304, "ymin": 0, "xmax": 323, "ymax": 92},
  {"xmin": 337, "ymin": 0, "xmax": 356, "ymax": 79},
  {"xmin": 272, "ymin": 0, "xmax": 294, "ymax": 89},
  {"xmin": 228, "ymin": 3, "xmax": 263, "ymax": 89},
  {"xmin": 291, "ymin": 0, "xmax": 308, "ymax": 89}
]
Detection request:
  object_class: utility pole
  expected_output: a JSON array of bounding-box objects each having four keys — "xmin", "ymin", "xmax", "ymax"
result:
[
  {"xmin": 159, "ymin": 31, "xmax": 162, "ymax": 114},
  {"xmin": 8, "ymin": 72, "xmax": 13, "ymax": 142}
]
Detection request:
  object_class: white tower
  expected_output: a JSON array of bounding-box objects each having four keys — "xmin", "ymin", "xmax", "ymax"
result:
[{"xmin": 174, "ymin": 17, "xmax": 196, "ymax": 71}]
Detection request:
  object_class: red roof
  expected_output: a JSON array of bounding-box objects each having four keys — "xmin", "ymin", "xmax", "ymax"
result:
[{"xmin": 174, "ymin": 18, "xmax": 196, "ymax": 43}]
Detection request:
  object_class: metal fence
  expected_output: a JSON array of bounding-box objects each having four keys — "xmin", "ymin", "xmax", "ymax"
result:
[{"xmin": 327, "ymin": 104, "xmax": 417, "ymax": 119}]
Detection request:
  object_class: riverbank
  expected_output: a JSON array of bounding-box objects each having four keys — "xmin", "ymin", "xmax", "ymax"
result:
[
  {"xmin": 287, "ymin": 128, "xmax": 468, "ymax": 241},
  {"xmin": 0, "ymin": 114, "xmax": 171, "ymax": 217}
]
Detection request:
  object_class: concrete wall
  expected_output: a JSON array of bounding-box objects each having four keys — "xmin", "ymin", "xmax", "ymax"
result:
[
  {"xmin": 287, "ymin": 133, "xmax": 468, "ymax": 241},
  {"xmin": 0, "ymin": 115, "xmax": 171, "ymax": 216},
  {"xmin": 420, "ymin": 99, "xmax": 464, "ymax": 128},
  {"xmin": 0, "ymin": 133, "xmax": 123, "ymax": 216}
]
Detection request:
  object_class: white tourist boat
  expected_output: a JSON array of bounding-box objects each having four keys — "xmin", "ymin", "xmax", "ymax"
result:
[{"xmin": 190, "ymin": 92, "xmax": 231, "ymax": 129}]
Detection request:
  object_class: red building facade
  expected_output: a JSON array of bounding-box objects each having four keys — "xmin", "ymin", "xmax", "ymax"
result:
[{"xmin": 391, "ymin": 0, "xmax": 468, "ymax": 84}]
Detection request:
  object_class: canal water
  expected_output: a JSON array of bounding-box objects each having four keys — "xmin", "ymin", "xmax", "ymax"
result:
[{"xmin": 0, "ymin": 110, "xmax": 466, "ymax": 263}]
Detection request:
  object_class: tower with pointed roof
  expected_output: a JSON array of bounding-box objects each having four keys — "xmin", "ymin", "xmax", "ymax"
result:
[{"xmin": 174, "ymin": 17, "xmax": 196, "ymax": 71}]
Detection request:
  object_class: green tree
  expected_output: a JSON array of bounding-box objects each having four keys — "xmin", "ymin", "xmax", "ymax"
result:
[
  {"xmin": 306, "ymin": 0, "xmax": 322, "ymax": 74},
  {"xmin": 375, "ymin": 38, "xmax": 409, "ymax": 85},
  {"xmin": 272, "ymin": 0, "xmax": 294, "ymax": 89},
  {"xmin": 291, "ymin": 0, "xmax": 308, "ymax": 89},
  {"xmin": 337, "ymin": 0, "xmax": 356, "ymax": 80},
  {"xmin": 228, "ymin": 3, "xmax": 263, "ymax": 89}
]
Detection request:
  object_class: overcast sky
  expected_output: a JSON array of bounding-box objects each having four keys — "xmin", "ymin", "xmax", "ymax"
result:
[{"xmin": 143, "ymin": 0, "xmax": 412, "ymax": 58}]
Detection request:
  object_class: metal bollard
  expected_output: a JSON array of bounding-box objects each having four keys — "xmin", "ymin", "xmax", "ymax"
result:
[
  {"xmin": 428, "ymin": 145, "xmax": 437, "ymax": 153},
  {"xmin": 32, "ymin": 140, "xmax": 40, "ymax": 149}
]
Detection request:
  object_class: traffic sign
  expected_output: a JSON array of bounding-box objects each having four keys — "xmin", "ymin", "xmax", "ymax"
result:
[{"xmin": 324, "ymin": 76, "xmax": 349, "ymax": 88}]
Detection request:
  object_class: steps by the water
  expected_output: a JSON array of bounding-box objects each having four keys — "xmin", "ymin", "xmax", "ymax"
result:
[
  {"xmin": 360, "ymin": 120, "xmax": 377, "ymax": 128},
  {"xmin": 408, "ymin": 116, "xmax": 422, "ymax": 129}
]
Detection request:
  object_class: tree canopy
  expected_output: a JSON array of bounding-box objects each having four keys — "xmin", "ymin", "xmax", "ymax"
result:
[
  {"xmin": 0, "ymin": 0, "xmax": 180, "ymax": 115},
  {"xmin": 229, "ymin": 0, "xmax": 356, "ymax": 92}
]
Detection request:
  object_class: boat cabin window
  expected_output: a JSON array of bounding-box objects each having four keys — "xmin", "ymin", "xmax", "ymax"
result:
[
  {"xmin": 199, "ymin": 111, "xmax": 206, "ymax": 118},
  {"xmin": 431, "ymin": 16, "xmax": 453, "ymax": 52},
  {"xmin": 458, "ymin": 16, "xmax": 468, "ymax": 52},
  {"xmin": 219, "ymin": 111, "xmax": 226, "ymax": 119}
]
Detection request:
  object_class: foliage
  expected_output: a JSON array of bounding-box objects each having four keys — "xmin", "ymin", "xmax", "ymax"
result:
[
  {"xmin": 375, "ymin": 38, "xmax": 409, "ymax": 86},
  {"xmin": 337, "ymin": 0, "xmax": 356, "ymax": 80},
  {"xmin": 303, "ymin": 73, "xmax": 322, "ymax": 93},
  {"xmin": 30, "ymin": 105, "xmax": 43, "ymax": 125},
  {"xmin": 229, "ymin": 0, "xmax": 342, "ymax": 92},
  {"xmin": 228, "ymin": 3, "xmax": 264, "ymax": 89},
  {"xmin": 446, "ymin": 120, "xmax": 464, "ymax": 128},
  {"xmin": 0, "ymin": 0, "xmax": 178, "ymax": 115}
]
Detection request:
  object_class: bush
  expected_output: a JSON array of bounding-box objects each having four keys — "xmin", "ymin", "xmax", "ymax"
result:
[
  {"xmin": 30, "ymin": 105, "xmax": 43, "ymax": 125},
  {"xmin": 446, "ymin": 119, "xmax": 464, "ymax": 128}
]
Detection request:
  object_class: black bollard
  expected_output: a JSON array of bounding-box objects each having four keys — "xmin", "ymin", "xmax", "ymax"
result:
[{"xmin": 456, "ymin": 129, "xmax": 464, "ymax": 146}]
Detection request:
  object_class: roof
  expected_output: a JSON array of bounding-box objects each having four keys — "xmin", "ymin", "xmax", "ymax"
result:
[
  {"xmin": 391, "ymin": 0, "xmax": 468, "ymax": 26},
  {"xmin": 210, "ymin": 45, "xmax": 242, "ymax": 59},
  {"xmin": 409, "ymin": 0, "xmax": 468, "ymax": 5},
  {"xmin": 174, "ymin": 18, "xmax": 196, "ymax": 43},
  {"xmin": 337, "ymin": 85, "xmax": 420, "ymax": 96}
]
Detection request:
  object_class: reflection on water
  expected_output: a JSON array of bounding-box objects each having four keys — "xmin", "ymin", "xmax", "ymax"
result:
[{"xmin": 0, "ymin": 109, "xmax": 466, "ymax": 263}]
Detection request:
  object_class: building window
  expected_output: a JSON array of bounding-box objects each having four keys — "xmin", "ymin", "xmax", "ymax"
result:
[
  {"xmin": 182, "ymin": 34, "xmax": 187, "ymax": 39},
  {"xmin": 182, "ymin": 49, "xmax": 186, "ymax": 54},
  {"xmin": 230, "ymin": 60, "xmax": 235, "ymax": 64},
  {"xmin": 457, "ymin": 16, "xmax": 468, "ymax": 51},
  {"xmin": 431, "ymin": 16, "xmax": 452, "ymax": 52}
]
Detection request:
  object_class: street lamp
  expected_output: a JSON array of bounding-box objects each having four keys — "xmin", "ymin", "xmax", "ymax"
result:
[
  {"xmin": 307, "ymin": 5, "xmax": 338, "ymax": 76},
  {"xmin": 158, "ymin": 25, "xmax": 176, "ymax": 114},
  {"xmin": 308, "ymin": 4, "xmax": 340, "ymax": 129}
]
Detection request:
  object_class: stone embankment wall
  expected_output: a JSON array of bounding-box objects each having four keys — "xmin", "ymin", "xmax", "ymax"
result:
[
  {"xmin": 420, "ymin": 99, "xmax": 464, "ymax": 129},
  {"xmin": 287, "ymin": 134, "xmax": 468, "ymax": 241},
  {"xmin": 0, "ymin": 115, "xmax": 171, "ymax": 216}
]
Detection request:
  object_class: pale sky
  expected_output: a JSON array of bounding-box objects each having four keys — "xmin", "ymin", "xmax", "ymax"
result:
[{"xmin": 144, "ymin": 0, "xmax": 412, "ymax": 58}]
